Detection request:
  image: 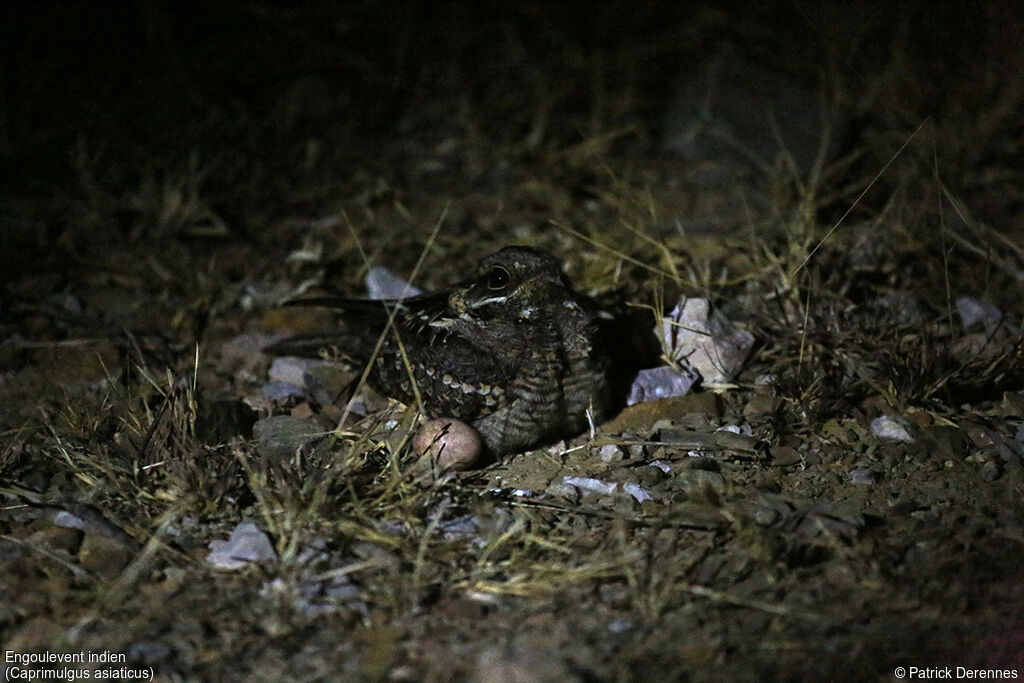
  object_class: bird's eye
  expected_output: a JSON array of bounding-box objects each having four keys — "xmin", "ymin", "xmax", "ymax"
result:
[{"xmin": 486, "ymin": 266, "xmax": 511, "ymax": 290}]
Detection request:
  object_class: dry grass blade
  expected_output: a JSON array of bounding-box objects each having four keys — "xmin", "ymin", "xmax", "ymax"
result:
[
  {"xmin": 335, "ymin": 205, "xmax": 450, "ymax": 432},
  {"xmin": 793, "ymin": 119, "xmax": 928, "ymax": 276}
]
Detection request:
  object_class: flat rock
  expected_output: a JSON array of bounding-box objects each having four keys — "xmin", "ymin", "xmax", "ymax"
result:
[{"xmin": 253, "ymin": 415, "xmax": 326, "ymax": 459}]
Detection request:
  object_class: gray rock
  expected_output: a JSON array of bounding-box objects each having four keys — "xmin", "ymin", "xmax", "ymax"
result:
[
  {"xmin": 261, "ymin": 380, "xmax": 307, "ymax": 401},
  {"xmin": 622, "ymin": 482, "xmax": 652, "ymax": 503},
  {"xmin": 598, "ymin": 444, "xmax": 626, "ymax": 463},
  {"xmin": 206, "ymin": 521, "xmax": 277, "ymax": 570},
  {"xmin": 850, "ymin": 468, "xmax": 876, "ymax": 485},
  {"xmin": 980, "ymin": 461, "xmax": 1002, "ymax": 481},
  {"xmin": 674, "ymin": 469, "xmax": 729, "ymax": 498},
  {"xmin": 956, "ymin": 297, "xmax": 1002, "ymax": 329},
  {"xmin": 562, "ymin": 476, "xmax": 618, "ymax": 496},
  {"xmin": 659, "ymin": 297, "xmax": 755, "ymax": 385},
  {"xmin": 253, "ymin": 415, "xmax": 326, "ymax": 459},
  {"xmin": 871, "ymin": 415, "xmax": 914, "ymax": 443},
  {"xmin": 627, "ymin": 365, "xmax": 699, "ymax": 405},
  {"xmin": 265, "ymin": 356, "xmax": 351, "ymax": 406},
  {"xmin": 365, "ymin": 266, "xmax": 422, "ymax": 300}
]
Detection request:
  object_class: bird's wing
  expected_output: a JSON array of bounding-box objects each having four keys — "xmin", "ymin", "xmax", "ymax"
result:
[
  {"xmin": 264, "ymin": 292, "xmax": 446, "ymax": 358},
  {"xmin": 266, "ymin": 293, "xmax": 531, "ymax": 419}
]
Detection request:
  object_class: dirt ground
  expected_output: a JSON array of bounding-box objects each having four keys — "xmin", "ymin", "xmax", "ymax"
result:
[{"xmin": 2, "ymin": 3, "xmax": 1023, "ymax": 681}]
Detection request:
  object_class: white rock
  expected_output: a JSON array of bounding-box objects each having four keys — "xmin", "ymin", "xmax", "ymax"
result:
[
  {"xmin": 716, "ymin": 423, "xmax": 753, "ymax": 436},
  {"xmin": 206, "ymin": 521, "xmax": 277, "ymax": 570},
  {"xmin": 660, "ymin": 297, "xmax": 754, "ymax": 385},
  {"xmin": 562, "ymin": 476, "xmax": 618, "ymax": 496},
  {"xmin": 365, "ymin": 266, "xmax": 422, "ymax": 300},
  {"xmin": 52, "ymin": 511, "xmax": 86, "ymax": 530},
  {"xmin": 871, "ymin": 415, "xmax": 914, "ymax": 443},
  {"xmin": 627, "ymin": 365, "xmax": 699, "ymax": 405},
  {"xmin": 622, "ymin": 482, "xmax": 652, "ymax": 502}
]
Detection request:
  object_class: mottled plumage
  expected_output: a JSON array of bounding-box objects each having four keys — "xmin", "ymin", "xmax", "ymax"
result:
[{"xmin": 269, "ymin": 246, "xmax": 615, "ymax": 455}]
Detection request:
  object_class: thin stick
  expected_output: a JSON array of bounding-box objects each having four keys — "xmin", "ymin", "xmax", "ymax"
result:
[{"xmin": 793, "ymin": 119, "xmax": 928, "ymax": 276}]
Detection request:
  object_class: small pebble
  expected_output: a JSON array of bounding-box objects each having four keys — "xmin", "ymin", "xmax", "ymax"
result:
[
  {"xmin": 716, "ymin": 423, "xmax": 753, "ymax": 436},
  {"xmin": 413, "ymin": 418, "xmax": 482, "ymax": 471},
  {"xmin": 206, "ymin": 521, "xmax": 277, "ymax": 570},
  {"xmin": 850, "ymin": 468, "xmax": 876, "ymax": 486},
  {"xmin": 956, "ymin": 297, "xmax": 1002, "ymax": 328},
  {"xmin": 599, "ymin": 444, "xmax": 625, "ymax": 462},
  {"xmin": 562, "ymin": 476, "xmax": 618, "ymax": 496},
  {"xmin": 980, "ymin": 461, "xmax": 1002, "ymax": 482},
  {"xmin": 607, "ymin": 619, "xmax": 633, "ymax": 634},
  {"xmin": 622, "ymin": 482, "xmax": 652, "ymax": 502}
]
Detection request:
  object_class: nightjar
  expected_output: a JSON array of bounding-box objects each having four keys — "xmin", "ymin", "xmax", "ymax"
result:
[{"xmin": 268, "ymin": 246, "xmax": 616, "ymax": 455}]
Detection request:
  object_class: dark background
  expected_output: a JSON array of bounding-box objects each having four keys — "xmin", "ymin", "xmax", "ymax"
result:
[
  {"xmin": 3, "ymin": 1, "xmax": 1018, "ymax": 181},
  {"xmin": 2, "ymin": 1, "xmax": 1022, "ymax": 279}
]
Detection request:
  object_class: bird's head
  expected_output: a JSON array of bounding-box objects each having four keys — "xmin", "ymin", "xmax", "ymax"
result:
[{"xmin": 447, "ymin": 246, "xmax": 572, "ymax": 324}]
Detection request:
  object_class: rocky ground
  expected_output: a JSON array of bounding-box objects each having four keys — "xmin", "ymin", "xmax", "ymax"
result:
[{"xmin": 2, "ymin": 3, "xmax": 1023, "ymax": 681}]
